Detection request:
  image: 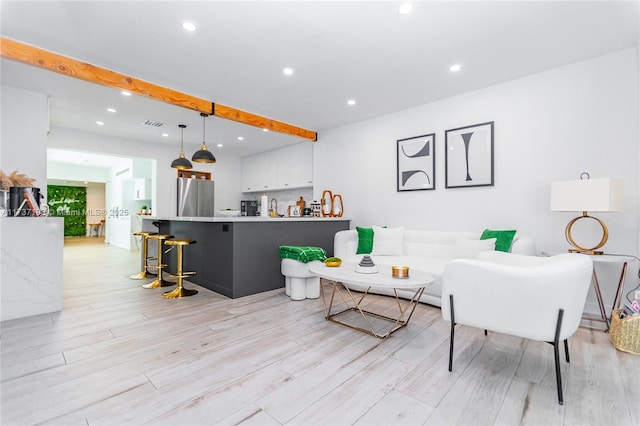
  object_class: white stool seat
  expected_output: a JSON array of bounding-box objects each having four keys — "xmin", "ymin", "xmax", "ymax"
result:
[{"xmin": 281, "ymin": 258, "xmax": 323, "ymax": 300}]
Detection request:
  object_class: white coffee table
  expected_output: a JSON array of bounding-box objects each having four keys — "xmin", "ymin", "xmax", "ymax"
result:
[{"xmin": 308, "ymin": 262, "xmax": 434, "ymax": 338}]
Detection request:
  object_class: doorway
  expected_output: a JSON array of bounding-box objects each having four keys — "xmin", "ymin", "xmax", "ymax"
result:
[{"xmin": 47, "ymin": 148, "xmax": 155, "ymax": 250}]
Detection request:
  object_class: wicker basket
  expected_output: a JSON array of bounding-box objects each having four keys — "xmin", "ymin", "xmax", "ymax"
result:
[{"xmin": 609, "ymin": 309, "xmax": 640, "ymax": 355}]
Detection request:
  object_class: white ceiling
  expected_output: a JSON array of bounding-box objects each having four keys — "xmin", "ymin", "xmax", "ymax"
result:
[
  {"xmin": 48, "ymin": 148, "xmax": 131, "ymax": 170},
  {"xmin": 1, "ymin": 1, "xmax": 638, "ymax": 160}
]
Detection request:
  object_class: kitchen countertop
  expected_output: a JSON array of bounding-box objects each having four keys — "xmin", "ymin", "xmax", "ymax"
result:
[
  {"xmin": 144, "ymin": 215, "xmax": 350, "ymax": 298},
  {"xmin": 143, "ymin": 216, "xmax": 350, "ymax": 222}
]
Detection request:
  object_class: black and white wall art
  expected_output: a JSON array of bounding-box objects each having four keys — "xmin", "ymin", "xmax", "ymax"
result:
[
  {"xmin": 445, "ymin": 121, "xmax": 494, "ymax": 188},
  {"xmin": 397, "ymin": 133, "xmax": 435, "ymax": 191}
]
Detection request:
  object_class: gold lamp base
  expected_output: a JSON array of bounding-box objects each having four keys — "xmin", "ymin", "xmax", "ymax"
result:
[{"xmin": 565, "ymin": 211, "xmax": 608, "ymax": 255}]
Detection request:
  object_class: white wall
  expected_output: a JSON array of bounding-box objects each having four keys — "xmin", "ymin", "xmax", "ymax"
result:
[
  {"xmin": 314, "ymin": 48, "xmax": 640, "ymax": 314},
  {"xmin": 0, "ymin": 86, "xmax": 49, "ymax": 202}
]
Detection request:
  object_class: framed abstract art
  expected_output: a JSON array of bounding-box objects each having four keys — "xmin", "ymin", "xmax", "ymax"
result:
[
  {"xmin": 445, "ymin": 121, "xmax": 494, "ymax": 188},
  {"xmin": 397, "ymin": 133, "xmax": 435, "ymax": 191}
]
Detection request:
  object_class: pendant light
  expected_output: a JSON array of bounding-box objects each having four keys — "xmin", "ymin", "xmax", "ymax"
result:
[
  {"xmin": 192, "ymin": 113, "xmax": 216, "ymax": 163},
  {"xmin": 170, "ymin": 124, "xmax": 193, "ymax": 169}
]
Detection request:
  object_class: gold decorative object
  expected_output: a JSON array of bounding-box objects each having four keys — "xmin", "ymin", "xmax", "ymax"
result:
[
  {"xmin": 332, "ymin": 193, "xmax": 344, "ymax": 217},
  {"xmin": 142, "ymin": 234, "xmax": 174, "ymax": 289},
  {"xmin": 392, "ymin": 266, "xmax": 410, "ymax": 278},
  {"xmin": 130, "ymin": 231, "xmax": 157, "ymax": 279},
  {"xmin": 321, "ymin": 190, "xmax": 333, "ymax": 217},
  {"xmin": 162, "ymin": 239, "xmax": 198, "ymax": 298},
  {"xmin": 324, "ymin": 257, "xmax": 342, "ymax": 267}
]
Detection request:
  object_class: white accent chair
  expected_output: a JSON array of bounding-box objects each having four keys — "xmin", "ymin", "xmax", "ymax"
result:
[{"xmin": 441, "ymin": 251, "xmax": 593, "ymax": 405}]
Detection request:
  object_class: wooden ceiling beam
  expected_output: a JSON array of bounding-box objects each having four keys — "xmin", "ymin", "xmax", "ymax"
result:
[
  {"xmin": 213, "ymin": 104, "xmax": 317, "ymax": 141},
  {"xmin": 0, "ymin": 37, "xmax": 317, "ymax": 141}
]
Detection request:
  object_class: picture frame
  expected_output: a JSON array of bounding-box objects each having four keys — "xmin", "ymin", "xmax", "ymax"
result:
[
  {"xmin": 397, "ymin": 133, "xmax": 436, "ymax": 191},
  {"xmin": 445, "ymin": 121, "xmax": 494, "ymax": 188},
  {"xmin": 288, "ymin": 205, "xmax": 301, "ymax": 217}
]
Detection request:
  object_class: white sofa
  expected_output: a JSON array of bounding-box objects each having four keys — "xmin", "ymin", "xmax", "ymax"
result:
[{"xmin": 333, "ymin": 229, "xmax": 536, "ymax": 307}]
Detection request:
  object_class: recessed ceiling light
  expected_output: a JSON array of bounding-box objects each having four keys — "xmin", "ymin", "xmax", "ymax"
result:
[
  {"xmin": 121, "ymin": 91, "xmax": 132, "ymax": 96},
  {"xmin": 398, "ymin": 3, "xmax": 413, "ymax": 15},
  {"xmin": 162, "ymin": 133, "xmax": 169, "ymax": 137},
  {"xmin": 107, "ymin": 107, "xmax": 116, "ymax": 113},
  {"xmin": 347, "ymin": 99, "xmax": 356, "ymax": 106},
  {"xmin": 182, "ymin": 21, "xmax": 197, "ymax": 32},
  {"xmin": 237, "ymin": 136, "xmax": 244, "ymax": 141},
  {"xmin": 263, "ymin": 128, "xmax": 269, "ymax": 132},
  {"xmin": 283, "ymin": 67, "xmax": 293, "ymax": 76},
  {"xmin": 449, "ymin": 64, "xmax": 462, "ymax": 72},
  {"xmin": 217, "ymin": 144, "xmax": 223, "ymax": 148},
  {"xmin": 96, "ymin": 121, "xmax": 104, "ymax": 125}
]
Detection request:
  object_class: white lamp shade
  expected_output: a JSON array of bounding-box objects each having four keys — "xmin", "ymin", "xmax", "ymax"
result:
[{"xmin": 550, "ymin": 178, "xmax": 623, "ymax": 212}]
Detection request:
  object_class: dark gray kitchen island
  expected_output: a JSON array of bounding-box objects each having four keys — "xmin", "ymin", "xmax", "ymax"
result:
[{"xmin": 142, "ymin": 216, "xmax": 350, "ymax": 298}]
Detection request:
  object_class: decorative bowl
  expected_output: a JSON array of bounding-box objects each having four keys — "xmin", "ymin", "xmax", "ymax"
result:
[
  {"xmin": 324, "ymin": 257, "xmax": 342, "ymax": 267},
  {"xmin": 217, "ymin": 209, "xmax": 241, "ymax": 217}
]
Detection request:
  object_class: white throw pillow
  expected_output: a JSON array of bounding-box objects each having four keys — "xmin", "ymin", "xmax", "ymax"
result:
[
  {"xmin": 454, "ymin": 237, "xmax": 496, "ymax": 259},
  {"xmin": 371, "ymin": 226, "xmax": 404, "ymax": 256}
]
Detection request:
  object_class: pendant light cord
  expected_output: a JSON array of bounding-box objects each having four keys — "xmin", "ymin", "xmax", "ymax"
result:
[
  {"xmin": 201, "ymin": 113, "xmax": 208, "ymax": 146},
  {"xmin": 180, "ymin": 124, "xmax": 186, "ymax": 153}
]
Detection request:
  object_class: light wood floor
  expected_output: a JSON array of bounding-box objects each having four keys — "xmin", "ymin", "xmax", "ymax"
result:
[{"xmin": 1, "ymin": 238, "xmax": 638, "ymax": 426}]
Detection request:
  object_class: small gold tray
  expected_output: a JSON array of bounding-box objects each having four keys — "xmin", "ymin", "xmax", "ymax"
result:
[{"xmin": 325, "ymin": 260, "xmax": 342, "ymax": 267}]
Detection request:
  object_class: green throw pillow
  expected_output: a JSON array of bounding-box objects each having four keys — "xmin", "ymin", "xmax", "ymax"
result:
[
  {"xmin": 356, "ymin": 226, "xmax": 374, "ymax": 254},
  {"xmin": 480, "ymin": 229, "xmax": 516, "ymax": 252}
]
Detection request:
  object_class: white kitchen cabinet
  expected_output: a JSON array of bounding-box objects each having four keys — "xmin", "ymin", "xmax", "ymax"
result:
[
  {"xmin": 242, "ymin": 143, "xmax": 313, "ymax": 193},
  {"xmin": 241, "ymin": 156, "xmax": 259, "ymax": 192},
  {"xmin": 134, "ymin": 179, "xmax": 151, "ymax": 200},
  {"xmin": 278, "ymin": 143, "xmax": 313, "ymax": 189},
  {"xmin": 258, "ymin": 150, "xmax": 278, "ymax": 190},
  {"xmin": 298, "ymin": 143, "xmax": 313, "ymax": 187}
]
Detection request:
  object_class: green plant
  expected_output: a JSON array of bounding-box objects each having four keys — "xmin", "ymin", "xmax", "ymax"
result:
[
  {"xmin": 47, "ymin": 185, "xmax": 86, "ymax": 237},
  {"xmin": 140, "ymin": 205, "xmax": 147, "ymax": 210}
]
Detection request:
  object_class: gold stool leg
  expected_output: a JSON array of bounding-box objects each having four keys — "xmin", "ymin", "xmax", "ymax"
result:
[
  {"xmin": 162, "ymin": 245, "xmax": 198, "ymax": 298},
  {"xmin": 143, "ymin": 240, "xmax": 173, "ymax": 289},
  {"xmin": 130, "ymin": 235, "xmax": 150, "ymax": 279}
]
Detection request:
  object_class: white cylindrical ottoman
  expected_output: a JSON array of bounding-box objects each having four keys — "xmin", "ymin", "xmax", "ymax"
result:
[{"xmin": 281, "ymin": 259, "xmax": 323, "ymax": 300}]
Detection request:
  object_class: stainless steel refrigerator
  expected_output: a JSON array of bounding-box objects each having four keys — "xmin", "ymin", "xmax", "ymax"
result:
[{"xmin": 177, "ymin": 178, "xmax": 215, "ymax": 217}]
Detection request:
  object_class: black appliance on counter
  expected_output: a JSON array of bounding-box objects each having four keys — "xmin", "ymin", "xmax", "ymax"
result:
[{"xmin": 240, "ymin": 200, "xmax": 259, "ymax": 216}]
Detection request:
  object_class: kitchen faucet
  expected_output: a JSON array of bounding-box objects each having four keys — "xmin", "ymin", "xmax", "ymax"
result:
[{"xmin": 270, "ymin": 198, "xmax": 278, "ymax": 216}]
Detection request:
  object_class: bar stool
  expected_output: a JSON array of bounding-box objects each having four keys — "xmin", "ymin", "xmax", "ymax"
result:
[
  {"xmin": 162, "ymin": 239, "xmax": 198, "ymax": 298},
  {"xmin": 130, "ymin": 231, "xmax": 157, "ymax": 279},
  {"xmin": 142, "ymin": 234, "xmax": 174, "ymax": 289}
]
